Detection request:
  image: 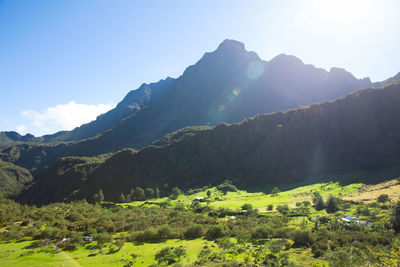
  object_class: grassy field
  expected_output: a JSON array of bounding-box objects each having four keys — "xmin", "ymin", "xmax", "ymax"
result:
[
  {"xmin": 122, "ymin": 181, "xmax": 362, "ymax": 212},
  {"xmin": 0, "ymin": 239, "xmax": 213, "ymax": 267},
  {"xmin": 342, "ymin": 178, "xmax": 400, "ymax": 203},
  {"xmin": 0, "ymin": 180, "xmax": 386, "ymax": 267}
]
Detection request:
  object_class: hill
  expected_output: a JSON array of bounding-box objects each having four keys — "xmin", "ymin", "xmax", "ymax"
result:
[
  {"xmin": 0, "ymin": 160, "xmax": 33, "ymax": 197},
  {"xmin": 19, "ymin": 82, "xmax": 400, "ymax": 203}
]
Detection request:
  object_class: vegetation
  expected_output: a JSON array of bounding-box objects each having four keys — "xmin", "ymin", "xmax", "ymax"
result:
[{"xmin": 0, "ymin": 179, "xmax": 399, "ymax": 266}]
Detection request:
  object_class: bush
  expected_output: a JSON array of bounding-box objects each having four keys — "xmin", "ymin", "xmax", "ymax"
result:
[
  {"xmin": 241, "ymin": 203, "xmax": 253, "ymax": 211},
  {"xmin": 292, "ymin": 230, "xmax": 313, "ymax": 248},
  {"xmin": 276, "ymin": 204, "xmax": 289, "ymax": 215},
  {"xmin": 157, "ymin": 225, "xmax": 172, "ymax": 239},
  {"xmin": 313, "ymin": 192, "xmax": 325, "ymax": 211},
  {"xmin": 391, "ymin": 201, "xmax": 400, "ymax": 233},
  {"xmin": 155, "ymin": 246, "xmax": 187, "ymax": 265},
  {"xmin": 205, "ymin": 225, "xmax": 226, "ymax": 240},
  {"xmin": 169, "ymin": 187, "xmax": 181, "ymax": 200},
  {"xmin": 326, "ymin": 196, "xmax": 339, "ymax": 213},
  {"xmin": 377, "ymin": 194, "xmax": 390, "ymax": 203},
  {"xmin": 136, "ymin": 228, "xmax": 158, "ymax": 241},
  {"xmin": 184, "ymin": 224, "xmax": 204, "ymax": 239},
  {"xmin": 267, "ymin": 204, "xmax": 273, "ymax": 211},
  {"xmin": 216, "ymin": 180, "xmax": 237, "ymax": 193},
  {"xmin": 271, "ymin": 187, "xmax": 280, "ymax": 196},
  {"xmin": 251, "ymin": 225, "xmax": 273, "ymax": 239}
]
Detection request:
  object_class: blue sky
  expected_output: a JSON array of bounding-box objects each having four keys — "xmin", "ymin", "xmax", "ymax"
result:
[{"xmin": 1, "ymin": 0, "xmax": 400, "ymax": 136}]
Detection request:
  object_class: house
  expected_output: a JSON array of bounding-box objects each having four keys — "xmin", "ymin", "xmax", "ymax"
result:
[
  {"xmin": 194, "ymin": 197, "xmax": 205, "ymax": 202},
  {"xmin": 341, "ymin": 216, "xmax": 368, "ymax": 225},
  {"xmin": 341, "ymin": 216, "xmax": 356, "ymax": 223}
]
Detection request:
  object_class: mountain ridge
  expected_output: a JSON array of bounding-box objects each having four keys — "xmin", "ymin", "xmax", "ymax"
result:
[
  {"xmin": 1, "ymin": 39, "xmax": 399, "ymax": 178},
  {"xmin": 19, "ymin": 82, "xmax": 400, "ymax": 203}
]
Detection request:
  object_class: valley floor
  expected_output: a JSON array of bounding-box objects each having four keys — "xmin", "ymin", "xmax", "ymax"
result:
[{"xmin": 1, "ymin": 179, "xmax": 399, "ymax": 266}]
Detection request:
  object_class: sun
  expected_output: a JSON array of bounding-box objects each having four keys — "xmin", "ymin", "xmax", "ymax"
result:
[{"xmin": 313, "ymin": 0, "xmax": 372, "ymax": 23}]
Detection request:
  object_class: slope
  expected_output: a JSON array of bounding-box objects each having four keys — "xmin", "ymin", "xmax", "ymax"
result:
[
  {"xmin": 0, "ymin": 160, "xmax": 33, "ymax": 197},
  {"xmin": 1, "ymin": 40, "xmax": 378, "ymax": 175},
  {"xmin": 21, "ymin": 82, "xmax": 400, "ymax": 203}
]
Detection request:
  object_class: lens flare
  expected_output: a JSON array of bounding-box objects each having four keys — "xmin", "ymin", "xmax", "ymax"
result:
[
  {"xmin": 246, "ymin": 60, "xmax": 264, "ymax": 80},
  {"xmin": 232, "ymin": 88, "xmax": 240, "ymax": 96}
]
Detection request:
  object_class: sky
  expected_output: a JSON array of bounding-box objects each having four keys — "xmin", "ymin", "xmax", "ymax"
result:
[{"xmin": 1, "ymin": 0, "xmax": 400, "ymax": 136}]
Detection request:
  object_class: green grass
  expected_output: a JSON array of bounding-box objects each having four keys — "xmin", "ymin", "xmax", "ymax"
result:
[
  {"xmin": 0, "ymin": 181, "xmax": 364, "ymax": 266},
  {"xmin": 121, "ymin": 181, "xmax": 362, "ymax": 213},
  {"xmin": 0, "ymin": 241, "xmax": 78, "ymax": 267},
  {"xmin": 0, "ymin": 239, "xmax": 212, "ymax": 267}
]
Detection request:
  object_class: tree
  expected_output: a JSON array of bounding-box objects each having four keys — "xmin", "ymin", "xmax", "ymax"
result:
[
  {"xmin": 206, "ymin": 190, "xmax": 211, "ymax": 197},
  {"xmin": 292, "ymin": 230, "xmax": 314, "ymax": 248},
  {"xmin": 184, "ymin": 224, "xmax": 204, "ymax": 239},
  {"xmin": 134, "ymin": 187, "xmax": 146, "ymax": 201},
  {"xmin": 271, "ymin": 187, "xmax": 280, "ymax": 196},
  {"xmin": 154, "ymin": 187, "xmax": 160, "ymax": 198},
  {"xmin": 267, "ymin": 204, "xmax": 274, "ymax": 211},
  {"xmin": 145, "ymin": 188, "xmax": 154, "ymax": 199},
  {"xmin": 98, "ymin": 189, "xmax": 104, "ymax": 202},
  {"xmin": 170, "ymin": 187, "xmax": 181, "ymax": 200},
  {"xmin": 114, "ymin": 239, "xmax": 125, "ymax": 251},
  {"xmin": 205, "ymin": 225, "xmax": 226, "ymax": 240},
  {"xmin": 118, "ymin": 193, "xmax": 126, "ymax": 203},
  {"xmin": 313, "ymin": 192, "xmax": 325, "ymax": 211},
  {"xmin": 391, "ymin": 201, "xmax": 400, "ymax": 233},
  {"xmin": 95, "ymin": 232, "xmax": 112, "ymax": 252},
  {"xmin": 377, "ymin": 194, "xmax": 390, "ymax": 203},
  {"xmin": 325, "ymin": 195, "xmax": 339, "ymax": 213},
  {"xmin": 241, "ymin": 203, "xmax": 253, "ymax": 211},
  {"xmin": 276, "ymin": 204, "xmax": 289, "ymax": 215},
  {"xmin": 92, "ymin": 193, "xmax": 99, "ymax": 204},
  {"xmin": 155, "ymin": 246, "xmax": 187, "ymax": 265}
]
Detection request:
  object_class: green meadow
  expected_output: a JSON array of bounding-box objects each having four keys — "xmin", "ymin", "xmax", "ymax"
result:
[{"xmin": 0, "ymin": 180, "xmax": 397, "ymax": 266}]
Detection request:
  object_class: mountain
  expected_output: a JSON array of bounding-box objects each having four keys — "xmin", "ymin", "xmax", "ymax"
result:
[
  {"xmin": 44, "ymin": 77, "xmax": 175, "ymax": 142},
  {"xmin": 0, "ymin": 160, "xmax": 33, "ymax": 197},
  {"xmin": 20, "ymin": 82, "xmax": 400, "ymax": 204},
  {"xmin": 0, "ymin": 132, "xmax": 39, "ymax": 145},
  {"xmin": 1, "ymin": 40, "xmax": 382, "ymax": 175}
]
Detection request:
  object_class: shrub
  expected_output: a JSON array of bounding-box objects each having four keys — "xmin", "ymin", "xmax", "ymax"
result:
[
  {"xmin": 313, "ymin": 192, "xmax": 325, "ymax": 211},
  {"xmin": 155, "ymin": 246, "xmax": 186, "ymax": 265},
  {"xmin": 169, "ymin": 187, "xmax": 181, "ymax": 200},
  {"xmin": 241, "ymin": 203, "xmax": 253, "ymax": 211},
  {"xmin": 157, "ymin": 225, "xmax": 172, "ymax": 239},
  {"xmin": 251, "ymin": 225, "xmax": 273, "ymax": 239},
  {"xmin": 326, "ymin": 196, "xmax": 339, "ymax": 213},
  {"xmin": 267, "ymin": 204, "xmax": 273, "ymax": 211},
  {"xmin": 391, "ymin": 201, "xmax": 400, "ymax": 233},
  {"xmin": 216, "ymin": 180, "xmax": 237, "ymax": 193},
  {"xmin": 205, "ymin": 225, "xmax": 226, "ymax": 240},
  {"xmin": 271, "ymin": 187, "xmax": 280, "ymax": 196},
  {"xmin": 377, "ymin": 194, "xmax": 390, "ymax": 203},
  {"xmin": 292, "ymin": 230, "xmax": 313, "ymax": 248},
  {"xmin": 276, "ymin": 204, "xmax": 289, "ymax": 215},
  {"xmin": 184, "ymin": 224, "xmax": 204, "ymax": 239}
]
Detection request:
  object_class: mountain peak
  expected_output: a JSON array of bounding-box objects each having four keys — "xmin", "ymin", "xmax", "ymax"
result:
[
  {"xmin": 216, "ymin": 39, "xmax": 246, "ymax": 52},
  {"xmin": 269, "ymin": 53, "xmax": 304, "ymax": 66}
]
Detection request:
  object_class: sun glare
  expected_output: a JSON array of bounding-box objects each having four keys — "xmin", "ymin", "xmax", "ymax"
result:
[{"xmin": 314, "ymin": 0, "xmax": 372, "ymax": 23}]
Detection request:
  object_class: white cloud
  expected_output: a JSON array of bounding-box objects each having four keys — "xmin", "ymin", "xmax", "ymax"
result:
[
  {"xmin": 21, "ymin": 101, "xmax": 115, "ymax": 136},
  {"xmin": 16, "ymin": 125, "xmax": 27, "ymax": 134}
]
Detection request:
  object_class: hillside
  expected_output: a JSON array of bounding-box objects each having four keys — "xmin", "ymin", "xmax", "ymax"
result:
[
  {"xmin": 20, "ymin": 82, "xmax": 400, "ymax": 203},
  {"xmin": 342, "ymin": 178, "xmax": 400, "ymax": 204},
  {"xmin": 41, "ymin": 77, "xmax": 175, "ymax": 143},
  {"xmin": 0, "ymin": 160, "xmax": 33, "ymax": 197},
  {"xmin": 0, "ymin": 40, "xmax": 379, "ymax": 175}
]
